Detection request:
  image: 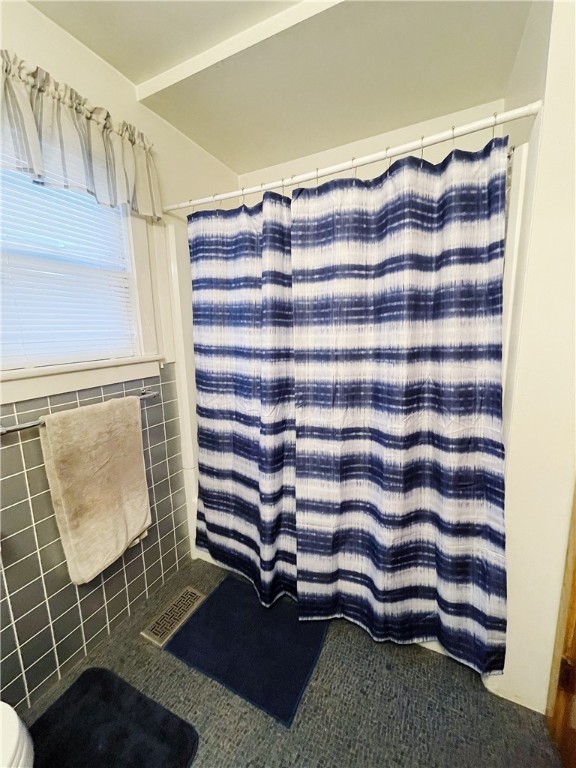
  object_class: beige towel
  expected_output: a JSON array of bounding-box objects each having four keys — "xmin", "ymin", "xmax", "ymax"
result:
[{"xmin": 40, "ymin": 396, "xmax": 151, "ymax": 585}]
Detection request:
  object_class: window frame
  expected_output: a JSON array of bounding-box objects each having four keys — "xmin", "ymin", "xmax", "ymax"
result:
[{"xmin": 0, "ymin": 188, "xmax": 166, "ymax": 404}]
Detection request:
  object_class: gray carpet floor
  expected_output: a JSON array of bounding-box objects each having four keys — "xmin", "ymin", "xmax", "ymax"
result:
[{"xmin": 23, "ymin": 558, "xmax": 561, "ymax": 768}]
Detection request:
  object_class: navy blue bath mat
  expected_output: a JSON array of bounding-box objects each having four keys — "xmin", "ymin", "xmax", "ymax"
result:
[
  {"xmin": 165, "ymin": 575, "xmax": 328, "ymax": 726},
  {"xmin": 30, "ymin": 667, "xmax": 199, "ymax": 767}
]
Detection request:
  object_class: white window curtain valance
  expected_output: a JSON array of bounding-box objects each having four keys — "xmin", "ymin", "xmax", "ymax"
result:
[{"xmin": 0, "ymin": 50, "xmax": 162, "ymax": 220}]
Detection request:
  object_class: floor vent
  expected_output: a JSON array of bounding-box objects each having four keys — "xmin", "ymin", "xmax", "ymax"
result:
[{"xmin": 140, "ymin": 586, "xmax": 206, "ymax": 648}]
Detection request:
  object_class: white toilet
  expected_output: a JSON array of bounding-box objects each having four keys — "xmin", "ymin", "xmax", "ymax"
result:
[{"xmin": 0, "ymin": 702, "xmax": 34, "ymax": 767}]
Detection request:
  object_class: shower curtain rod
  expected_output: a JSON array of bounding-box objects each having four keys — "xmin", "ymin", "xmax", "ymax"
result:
[{"xmin": 165, "ymin": 100, "xmax": 542, "ymax": 212}]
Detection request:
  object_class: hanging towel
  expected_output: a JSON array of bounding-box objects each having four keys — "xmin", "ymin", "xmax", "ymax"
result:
[{"xmin": 40, "ymin": 396, "xmax": 151, "ymax": 585}]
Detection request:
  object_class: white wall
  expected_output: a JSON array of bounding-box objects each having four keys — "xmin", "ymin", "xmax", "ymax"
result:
[
  {"xmin": 0, "ymin": 1, "xmax": 238, "ymax": 211},
  {"xmin": 0, "ymin": 1, "xmax": 238, "ymax": 565},
  {"xmin": 504, "ymin": 1, "xmax": 553, "ymax": 120},
  {"xmin": 238, "ymin": 100, "xmax": 539, "ymax": 701},
  {"xmin": 5, "ymin": 0, "xmax": 573, "ymax": 716},
  {"xmin": 236, "ymin": 1, "xmax": 575, "ymax": 714},
  {"xmin": 239, "ymin": 100, "xmax": 505, "ymax": 199},
  {"xmin": 0, "ymin": 0, "xmax": 238, "ymax": 379},
  {"xmin": 485, "ymin": 0, "xmax": 574, "ymax": 712}
]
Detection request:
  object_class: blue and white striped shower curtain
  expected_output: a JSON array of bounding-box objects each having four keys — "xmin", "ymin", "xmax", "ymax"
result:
[{"xmin": 190, "ymin": 138, "xmax": 507, "ymax": 675}]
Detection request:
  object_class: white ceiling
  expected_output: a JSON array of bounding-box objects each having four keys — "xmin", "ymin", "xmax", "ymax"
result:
[
  {"xmin": 30, "ymin": 1, "xmax": 297, "ymax": 83},
  {"xmin": 31, "ymin": 1, "xmax": 533, "ymax": 174}
]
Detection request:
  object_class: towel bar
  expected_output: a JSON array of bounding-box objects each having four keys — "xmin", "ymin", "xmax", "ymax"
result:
[{"xmin": 0, "ymin": 390, "xmax": 159, "ymax": 436}]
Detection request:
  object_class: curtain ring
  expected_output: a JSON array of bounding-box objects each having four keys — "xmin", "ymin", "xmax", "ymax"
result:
[
  {"xmin": 492, "ymin": 112, "xmax": 498, "ymax": 139},
  {"xmin": 451, "ymin": 125, "xmax": 456, "ymax": 150},
  {"xmin": 281, "ymin": 178, "xmax": 285, "ymax": 196},
  {"xmin": 316, "ymin": 168, "xmax": 320, "ymax": 187},
  {"xmin": 241, "ymin": 188, "xmax": 245, "ymax": 205},
  {"xmin": 420, "ymin": 136, "xmax": 425, "ymax": 167},
  {"xmin": 352, "ymin": 157, "xmax": 358, "ymax": 179},
  {"xmin": 386, "ymin": 147, "xmax": 391, "ymax": 170}
]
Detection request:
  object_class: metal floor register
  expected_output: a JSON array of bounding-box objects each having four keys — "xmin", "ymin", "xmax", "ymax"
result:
[{"xmin": 141, "ymin": 586, "xmax": 206, "ymax": 647}]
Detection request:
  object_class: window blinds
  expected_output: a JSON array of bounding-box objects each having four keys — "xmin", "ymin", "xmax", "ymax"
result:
[{"xmin": 0, "ymin": 169, "xmax": 139, "ymax": 371}]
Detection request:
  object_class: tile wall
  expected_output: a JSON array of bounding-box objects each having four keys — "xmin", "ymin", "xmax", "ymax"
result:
[{"xmin": 0, "ymin": 363, "xmax": 191, "ymax": 712}]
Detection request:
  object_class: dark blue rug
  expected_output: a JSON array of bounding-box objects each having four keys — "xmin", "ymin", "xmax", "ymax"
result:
[
  {"xmin": 30, "ymin": 667, "xmax": 199, "ymax": 767},
  {"xmin": 165, "ymin": 575, "xmax": 328, "ymax": 726}
]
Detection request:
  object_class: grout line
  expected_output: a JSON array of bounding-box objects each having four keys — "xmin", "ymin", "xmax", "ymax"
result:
[
  {"xmin": 102, "ymin": 575, "xmax": 130, "ymax": 603},
  {"xmin": 163, "ymin": 563, "xmax": 177, "ymax": 579},
  {"xmin": 3, "ymin": 500, "xmax": 177, "ymax": 580},
  {"xmin": 107, "ymin": 606, "xmax": 129, "ymax": 627},
  {"xmin": 174, "ymin": 520, "xmax": 189, "ymax": 537},
  {"xmin": 3, "ymin": 375, "xmax": 185, "ymax": 703},
  {"xmin": 159, "ymin": 534, "xmax": 177, "ymax": 550},
  {"xmin": 1, "ymin": 496, "xmax": 35, "ymax": 513},
  {"xmin": 1, "ymin": 523, "xmax": 36, "ymax": 541},
  {"xmin": 13, "ymin": 693, "xmax": 28, "ymax": 711},
  {"xmin": 21, "ymin": 603, "xmax": 84, "ymax": 655},
  {"xmin": 34, "ymin": 530, "xmax": 60, "ymax": 550},
  {"xmin": 142, "ymin": 555, "xmax": 163, "ymax": 585},
  {"xmin": 147, "ymin": 429, "xmax": 165, "ymax": 587},
  {"xmin": 118, "ymin": 385, "xmax": 135, "ymax": 619},
  {"xmin": 11, "ymin": 406, "xmax": 49, "ymax": 419},
  {"xmin": 0, "ymin": 467, "xmax": 33, "ymax": 481},
  {"xmin": 22, "ymin": 459, "xmax": 45, "ymax": 472},
  {"xmin": 128, "ymin": 587, "xmax": 147, "ymax": 606},
  {"xmin": 140, "ymin": 405, "xmax": 152, "ymax": 601},
  {"xmin": 101, "ymin": 573, "xmax": 111, "ymax": 636},
  {"xmin": 17, "ymin": 432, "xmax": 61, "ymax": 683},
  {"xmin": 22, "ymin": 645, "xmax": 55, "ymax": 675},
  {"xmin": 41, "ymin": 558, "xmax": 67, "ymax": 578},
  {"xmin": 56, "ymin": 646, "xmax": 84, "ymax": 672},
  {"xmin": 38, "ymin": 537, "xmax": 62, "ymax": 553},
  {"xmin": 51, "ymin": 601, "xmax": 78, "ymax": 627},
  {"xmin": 159, "ymin": 391, "xmax": 179, "ymax": 575},
  {"xmin": 55, "ymin": 620, "xmax": 85, "ymax": 650},
  {"xmin": 140, "ymin": 540, "xmax": 150, "ymax": 599},
  {"xmin": 147, "ymin": 575, "xmax": 163, "ymax": 593},
  {"xmin": 77, "ymin": 581, "xmax": 101, "ymax": 601},
  {"xmin": 123, "ymin": 566, "xmax": 148, "ymax": 591},
  {"xmin": 73, "ymin": 385, "xmax": 89, "ymax": 660},
  {"xmin": 8, "ymin": 592, "xmax": 48, "ymax": 625},
  {"xmin": 156, "ymin": 506, "xmax": 175, "ymax": 523},
  {"xmin": 2, "ymin": 566, "xmax": 31, "ymax": 708},
  {"xmin": 145, "ymin": 554, "xmax": 163, "ymax": 570},
  {"xmin": 29, "ymin": 488, "xmax": 54, "ymax": 502},
  {"xmin": 25, "ymin": 669, "xmax": 59, "ymax": 701},
  {"xmin": 153, "ymin": 488, "xmax": 174, "ymax": 506},
  {"xmin": 80, "ymin": 600, "xmax": 107, "ymax": 625},
  {"xmin": 150, "ymin": 453, "xmax": 182, "ymax": 471},
  {"xmin": 47, "ymin": 395, "xmax": 77, "ymax": 407},
  {"xmin": 3, "ymin": 547, "xmax": 66, "ymax": 575},
  {"xmin": 74, "ymin": 586, "xmax": 87, "ymax": 658},
  {"xmin": 121, "ymin": 557, "xmax": 131, "ymax": 618},
  {"xmin": 1, "ymin": 650, "xmax": 25, "ymax": 689}
]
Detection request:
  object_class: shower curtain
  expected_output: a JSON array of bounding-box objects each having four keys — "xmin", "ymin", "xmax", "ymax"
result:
[{"xmin": 190, "ymin": 138, "xmax": 507, "ymax": 675}]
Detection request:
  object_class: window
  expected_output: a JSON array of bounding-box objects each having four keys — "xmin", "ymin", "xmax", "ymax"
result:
[{"xmin": 0, "ymin": 169, "xmax": 140, "ymax": 371}]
